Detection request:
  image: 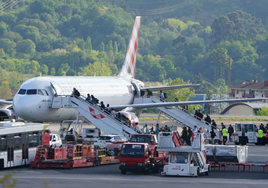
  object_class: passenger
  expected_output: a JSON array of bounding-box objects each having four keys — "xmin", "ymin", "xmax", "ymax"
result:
[
  {"xmin": 228, "ymin": 124, "xmax": 234, "ymax": 141},
  {"xmin": 155, "ymin": 124, "xmax": 160, "ymax": 137},
  {"xmin": 160, "ymin": 90, "xmax": 165, "ymax": 101},
  {"xmin": 198, "ymin": 127, "xmax": 203, "ymax": 133},
  {"xmin": 164, "ymin": 125, "xmax": 170, "ymax": 132},
  {"xmin": 147, "ymin": 89, "xmax": 153, "ymax": 98},
  {"xmin": 210, "ymin": 128, "xmax": 216, "ymax": 144},
  {"xmin": 100, "ymin": 101, "xmax": 105, "ymax": 110},
  {"xmin": 91, "ymin": 95, "xmax": 95, "ymax": 103},
  {"xmin": 181, "ymin": 127, "xmax": 187, "ymax": 145},
  {"xmin": 105, "ymin": 104, "xmax": 111, "ymax": 114},
  {"xmin": 150, "ymin": 127, "xmax": 155, "ymax": 134},
  {"xmin": 125, "ymin": 118, "xmax": 131, "ymax": 127},
  {"xmin": 71, "ymin": 88, "xmax": 80, "ymax": 98},
  {"xmin": 175, "ymin": 98, "xmax": 178, "ymax": 102},
  {"xmin": 186, "ymin": 127, "xmax": 192, "ymax": 146},
  {"xmin": 211, "ymin": 119, "xmax": 217, "ymax": 127},
  {"xmin": 254, "ymin": 124, "xmax": 258, "ymax": 132},
  {"xmin": 204, "ymin": 114, "xmax": 211, "ymax": 124},
  {"xmin": 144, "ymin": 124, "xmax": 149, "ymax": 134},
  {"xmin": 111, "ymin": 108, "xmax": 116, "ymax": 118},
  {"xmin": 193, "ymin": 126, "xmax": 198, "ymax": 133},
  {"xmin": 86, "ymin": 93, "xmax": 91, "ymax": 102}
]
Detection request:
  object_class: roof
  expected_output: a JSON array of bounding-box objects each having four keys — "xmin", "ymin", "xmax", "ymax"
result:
[
  {"xmin": 220, "ymin": 102, "xmax": 268, "ymax": 114},
  {"xmin": 231, "ymin": 80, "xmax": 268, "ymax": 89}
]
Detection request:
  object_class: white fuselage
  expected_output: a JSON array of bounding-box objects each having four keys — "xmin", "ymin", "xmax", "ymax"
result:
[{"xmin": 13, "ymin": 76, "xmax": 141, "ymax": 122}]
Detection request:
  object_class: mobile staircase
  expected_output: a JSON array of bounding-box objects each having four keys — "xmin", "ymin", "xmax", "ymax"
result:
[
  {"xmin": 50, "ymin": 95, "xmax": 137, "ymax": 139},
  {"xmin": 151, "ymin": 97, "xmax": 221, "ymax": 141}
]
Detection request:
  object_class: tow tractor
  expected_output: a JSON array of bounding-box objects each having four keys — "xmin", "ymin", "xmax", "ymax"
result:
[
  {"xmin": 30, "ymin": 133, "xmax": 119, "ymax": 169},
  {"xmin": 158, "ymin": 131, "xmax": 210, "ymax": 177}
]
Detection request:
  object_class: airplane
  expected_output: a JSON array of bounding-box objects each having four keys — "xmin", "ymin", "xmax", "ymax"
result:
[{"xmin": 0, "ymin": 16, "xmax": 262, "ymax": 122}]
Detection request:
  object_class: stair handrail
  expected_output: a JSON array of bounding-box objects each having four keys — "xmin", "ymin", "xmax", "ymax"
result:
[{"xmin": 71, "ymin": 95, "xmax": 137, "ymax": 135}]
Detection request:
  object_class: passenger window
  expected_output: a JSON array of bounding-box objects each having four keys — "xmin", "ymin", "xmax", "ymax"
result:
[
  {"xmin": 0, "ymin": 137, "xmax": 7, "ymax": 151},
  {"xmin": 38, "ymin": 89, "xmax": 44, "ymax": 95},
  {"xmin": 114, "ymin": 136, "xmax": 120, "ymax": 141},
  {"xmin": 27, "ymin": 89, "xmax": 37, "ymax": 95},
  {"xmin": 18, "ymin": 89, "xmax": 26, "ymax": 95},
  {"xmin": 42, "ymin": 89, "xmax": 49, "ymax": 96}
]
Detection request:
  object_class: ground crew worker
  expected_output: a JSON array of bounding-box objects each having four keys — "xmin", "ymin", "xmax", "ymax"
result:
[
  {"xmin": 257, "ymin": 128, "xmax": 263, "ymax": 145},
  {"xmin": 222, "ymin": 126, "xmax": 228, "ymax": 145}
]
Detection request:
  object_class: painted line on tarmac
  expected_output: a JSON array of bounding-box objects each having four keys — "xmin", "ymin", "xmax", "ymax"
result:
[{"xmin": 13, "ymin": 175, "xmax": 267, "ymax": 185}]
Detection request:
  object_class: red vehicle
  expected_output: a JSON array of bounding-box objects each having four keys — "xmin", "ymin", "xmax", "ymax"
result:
[{"xmin": 119, "ymin": 134, "xmax": 167, "ymax": 174}]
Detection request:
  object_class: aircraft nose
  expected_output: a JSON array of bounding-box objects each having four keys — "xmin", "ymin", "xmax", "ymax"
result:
[{"xmin": 13, "ymin": 95, "xmax": 40, "ymax": 120}]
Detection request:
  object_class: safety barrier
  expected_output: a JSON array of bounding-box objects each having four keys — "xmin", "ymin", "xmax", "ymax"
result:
[{"xmin": 210, "ymin": 162, "xmax": 268, "ymax": 172}]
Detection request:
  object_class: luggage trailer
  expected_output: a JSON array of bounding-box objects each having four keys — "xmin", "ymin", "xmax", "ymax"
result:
[{"xmin": 30, "ymin": 141, "xmax": 119, "ymax": 169}]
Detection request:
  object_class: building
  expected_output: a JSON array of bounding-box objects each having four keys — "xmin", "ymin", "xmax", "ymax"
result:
[{"xmin": 230, "ymin": 79, "xmax": 268, "ymax": 98}]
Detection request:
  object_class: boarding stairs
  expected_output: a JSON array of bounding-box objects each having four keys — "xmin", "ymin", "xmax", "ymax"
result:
[
  {"xmin": 151, "ymin": 97, "xmax": 220, "ymax": 139},
  {"xmin": 50, "ymin": 95, "xmax": 137, "ymax": 139}
]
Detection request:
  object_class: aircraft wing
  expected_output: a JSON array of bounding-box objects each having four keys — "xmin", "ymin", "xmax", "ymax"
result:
[
  {"xmin": 110, "ymin": 98, "xmax": 262, "ymax": 110},
  {"xmin": 0, "ymin": 99, "xmax": 12, "ymax": 105},
  {"xmin": 141, "ymin": 84, "xmax": 200, "ymax": 91}
]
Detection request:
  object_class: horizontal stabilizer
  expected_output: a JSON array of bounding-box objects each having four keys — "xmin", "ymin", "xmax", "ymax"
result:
[
  {"xmin": 141, "ymin": 84, "xmax": 200, "ymax": 91},
  {"xmin": 0, "ymin": 99, "xmax": 12, "ymax": 105}
]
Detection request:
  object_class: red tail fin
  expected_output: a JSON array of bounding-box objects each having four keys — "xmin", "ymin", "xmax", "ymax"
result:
[{"xmin": 118, "ymin": 16, "xmax": 141, "ymax": 78}]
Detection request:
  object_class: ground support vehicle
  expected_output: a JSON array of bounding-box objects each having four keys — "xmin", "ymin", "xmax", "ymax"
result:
[
  {"xmin": 59, "ymin": 120, "xmax": 100, "ymax": 142},
  {"xmin": 0, "ymin": 121, "xmax": 50, "ymax": 169},
  {"xmin": 30, "ymin": 141, "xmax": 119, "ymax": 169},
  {"xmin": 232, "ymin": 123, "xmax": 266, "ymax": 145},
  {"xmin": 119, "ymin": 142, "xmax": 167, "ymax": 175},
  {"xmin": 158, "ymin": 132, "xmax": 210, "ymax": 177}
]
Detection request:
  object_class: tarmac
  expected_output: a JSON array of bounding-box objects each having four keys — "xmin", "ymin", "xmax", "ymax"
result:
[{"xmin": 2, "ymin": 114, "xmax": 268, "ymax": 187}]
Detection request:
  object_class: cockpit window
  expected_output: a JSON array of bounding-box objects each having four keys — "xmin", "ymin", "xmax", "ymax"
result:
[
  {"xmin": 26, "ymin": 89, "xmax": 37, "ymax": 95},
  {"xmin": 38, "ymin": 89, "xmax": 44, "ymax": 95},
  {"xmin": 42, "ymin": 89, "xmax": 49, "ymax": 96},
  {"xmin": 18, "ymin": 89, "xmax": 26, "ymax": 95}
]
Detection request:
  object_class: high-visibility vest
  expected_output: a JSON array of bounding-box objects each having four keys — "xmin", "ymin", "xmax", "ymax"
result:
[
  {"xmin": 257, "ymin": 129, "xmax": 263, "ymax": 138},
  {"xmin": 222, "ymin": 128, "xmax": 227, "ymax": 136}
]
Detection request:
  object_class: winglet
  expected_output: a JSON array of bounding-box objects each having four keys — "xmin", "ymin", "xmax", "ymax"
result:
[{"xmin": 118, "ymin": 16, "xmax": 141, "ymax": 78}]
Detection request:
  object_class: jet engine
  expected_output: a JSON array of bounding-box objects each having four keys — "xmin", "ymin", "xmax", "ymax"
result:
[
  {"xmin": 0, "ymin": 105, "xmax": 17, "ymax": 121},
  {"xmin": 117, "ymin": 111, "xmax": 139, "ymax": 127}
]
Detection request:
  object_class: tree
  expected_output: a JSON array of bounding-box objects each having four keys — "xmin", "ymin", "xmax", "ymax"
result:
[
  {"xmin": 0, "ymin": 48, "xmax": 5, "ymax": 57},
  {"xmin": 99, "ymin": 42, "xmax": 105, "ymax": 52},
  {"xmin": 16, "ymin": 39, "xmax": 36, "ymax": 54},
  {"xmin": 84, "ymin": 61, "xmax": 112, "ymax": 76},
  {"xmin": 56, "ymin": 68, "xmax": 66, "ymax": 76},
  {"xmin": 0, "ymin": 81, "xmax": 11, "ymax": 99},
  {"xmin": 40, "ymin": 64, "xmax": 49, "ymax": 75},
  {"xmin": 165, "ymin": 78, "xmax": 195, "ymax": 102},
  {"xmin": 85, "ymin": 36, "xmax": 92, "ymax": 52},
  {"xmin": 0, "ymin": 38, "xmax": 16, "ymax": 52},
  {"xmin": 256, "ymin": 106, "xmax": 268, "ymax": 116},
  {"xmin": 50, "ymin": 67, "xmax": 55, "ymax": 75}
]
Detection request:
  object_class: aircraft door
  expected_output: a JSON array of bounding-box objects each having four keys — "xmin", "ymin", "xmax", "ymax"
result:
[
  {"xmin": 131, "ymin": 81, "xmax": 140, "ymax": 98},
  {"xmin": 21, "ymin": 133, "xmax": 29, "ymax": 162},
  {"xmin": 7, "ymin": 135, "xmax": 14, "ymax": 166},
  {"xmin": 50, "ymin": 82, "xmax": 62, "ymax": 96}
]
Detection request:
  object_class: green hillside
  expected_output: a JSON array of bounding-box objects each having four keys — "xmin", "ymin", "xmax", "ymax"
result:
[{"xmin": 0, "ymin": 0, "xmax": 268, "ymax": 99}]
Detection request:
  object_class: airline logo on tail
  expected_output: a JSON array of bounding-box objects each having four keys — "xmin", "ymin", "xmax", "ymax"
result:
[
  {"xmin": 89, "ymin": 107, "xmax": 105, "ymax": 119},
  {"xmin": 118, "ymin": 16, "xmax": 141, "ymax": 78}
]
